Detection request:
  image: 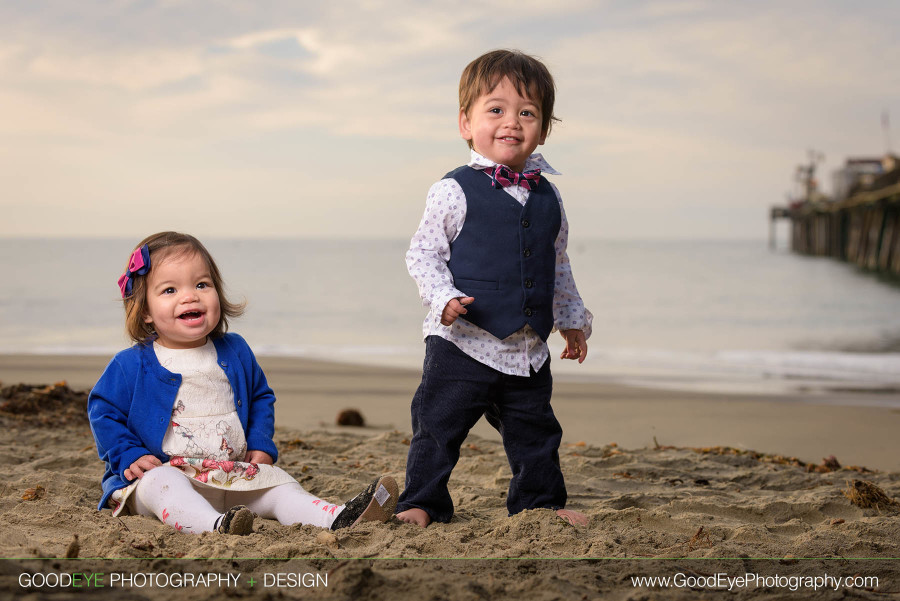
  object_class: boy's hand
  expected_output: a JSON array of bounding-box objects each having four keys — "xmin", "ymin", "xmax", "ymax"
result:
[
  {"xmin": 244, "ymin": 450, "xmax": 274, "ymax": 464},
  {"xmin": 441, "ymin": 296, "xmax": 475, "ymax": 326},
  {"xmin": 560, "ymin": 329, "xmax": 588, "ymax": 363},
  {"xmin": 124, "ymin": 454, "xmax": 163, "ymax": 480}
]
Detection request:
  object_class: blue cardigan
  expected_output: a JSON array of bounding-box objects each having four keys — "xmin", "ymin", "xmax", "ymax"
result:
[{"xmin": 87, "ymin": 333, "xmax": 279, "ymax": 510}]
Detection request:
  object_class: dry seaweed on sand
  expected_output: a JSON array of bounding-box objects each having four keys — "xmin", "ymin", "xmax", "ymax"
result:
[
  {"xmin": 654, "ymin": 438, "xmax": 873, "ymax": 474},
  {"xmin": 685, "ymin": 526, "xmax": 714, "ymax": 552},
  {"xmin": 0, "ymin": 381, "xmax": 89, "ymax": 426},
  {"xmin": 22, "ymin": 485, "xmax": 45, "ymax": 501},
  {"xmin": 843, "ymin": 479, "xmax": 900, "ymax": 511},
  {"xmin": 280, "ymin": 437, "xmax": 313, "ymax": 450},
  {"xmin": 336, "ymin": 409, "xmax": 366, "ymax": 427}
]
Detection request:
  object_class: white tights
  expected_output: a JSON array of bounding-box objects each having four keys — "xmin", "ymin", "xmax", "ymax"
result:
[{"xmin": 132, "ymin": 466, "xmax": 344, "ymax": 533}]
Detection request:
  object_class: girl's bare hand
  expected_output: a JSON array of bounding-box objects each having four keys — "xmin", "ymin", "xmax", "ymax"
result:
[
  {"xmin": 124, "ymin": 454, "xmax": 162, "ymax": 480},
  {"xmin": 243, "ymin": 450, "xmax": 274, "ymax": 464}
]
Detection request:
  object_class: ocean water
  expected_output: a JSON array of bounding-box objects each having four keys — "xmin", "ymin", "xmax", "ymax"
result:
[{"xmin": 1, "ymin": 237, "xmax": 899, "ymax": 398}]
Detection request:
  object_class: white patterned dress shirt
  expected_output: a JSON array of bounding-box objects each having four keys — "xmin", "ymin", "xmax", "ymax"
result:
[{"xmin": 406, "ymin": 150, "xmax": 593, "ymax": 377}]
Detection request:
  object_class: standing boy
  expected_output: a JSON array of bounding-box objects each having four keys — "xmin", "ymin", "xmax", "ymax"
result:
[{"xmin": 397, "ymin": 49, "xmax": 592, "ymax": 527}]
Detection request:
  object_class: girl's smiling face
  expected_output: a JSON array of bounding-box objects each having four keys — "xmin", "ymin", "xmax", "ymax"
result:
[
  {"xmin": 143, "ymin": 250, "xmax": 221, "ymax": 349},
  {"xmin": 459, "ymin": 76, "xmax": 546, "ymax": 172}
]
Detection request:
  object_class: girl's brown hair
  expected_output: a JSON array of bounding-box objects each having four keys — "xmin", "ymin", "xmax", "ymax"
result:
[
  {"xmin": 121, "ymin": 232, "xmax": 245, "ymax": 344},
  {"xmin": 459, "ymin": 49, "xmax": 559, "ymax": 148}
]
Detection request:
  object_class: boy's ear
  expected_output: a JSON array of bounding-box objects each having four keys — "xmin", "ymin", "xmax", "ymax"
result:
[{"xmin": 458, "ymin": 109, "xmax": 473, "ymax": 142}]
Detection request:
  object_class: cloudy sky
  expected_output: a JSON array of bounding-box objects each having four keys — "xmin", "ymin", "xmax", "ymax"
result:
[{"xmin": 1, "ymin": 1, "xmax": 897, "ymax": 240}]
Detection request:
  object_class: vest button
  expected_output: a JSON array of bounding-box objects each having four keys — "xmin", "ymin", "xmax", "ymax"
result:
[
  {"xmin": 521, "ymin": 219, "xmax": 530, "ymax": 228},
  {"xmin": 525, "ymin": 279, "xmax": 534, "ymax": 288},
  {"xmin": 523, "ymin": 248, "xmax": 531, "ymax": 257},
  {"xmin": 237, "ymin": 399, "xmax": 242, "ymax": 407},
  {"xmin": 524, "ymin": 307, "xmax": 534, "ymax": 317}
]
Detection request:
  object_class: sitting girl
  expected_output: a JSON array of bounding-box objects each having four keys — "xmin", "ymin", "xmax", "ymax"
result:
[{"xmin": 88, "ymin": 231, "xmax": 398, "ymax": 534}]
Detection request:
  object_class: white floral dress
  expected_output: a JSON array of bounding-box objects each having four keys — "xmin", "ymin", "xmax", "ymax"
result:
[{"xmin": 109, "ymin": 340, "xmax": 295, "ymax": 515}]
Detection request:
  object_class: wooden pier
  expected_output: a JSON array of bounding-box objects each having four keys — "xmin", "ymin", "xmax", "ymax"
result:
[{"xmin": 770, "ymin": 155, "xmax": 900, "ymax": 276}]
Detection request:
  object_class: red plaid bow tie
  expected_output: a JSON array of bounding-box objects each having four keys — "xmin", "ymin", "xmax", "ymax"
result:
[{"xmin": 484, "ymin": 165, "xmax": 541, "ymax": 190}]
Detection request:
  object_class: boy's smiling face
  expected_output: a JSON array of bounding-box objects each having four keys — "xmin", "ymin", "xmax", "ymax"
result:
[{"xmin": 459, "ymin": 76, "xmax": 546, "ymax": 173}]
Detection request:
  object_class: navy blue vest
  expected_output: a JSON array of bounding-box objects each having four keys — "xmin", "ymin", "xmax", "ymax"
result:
[{"xmin": 445, "ymin": 166, "xmax": 561, "ymax": 341}]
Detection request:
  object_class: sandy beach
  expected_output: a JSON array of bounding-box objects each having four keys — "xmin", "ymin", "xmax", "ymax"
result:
[
  {"xmin": 4, "ymin": 353, "xmax": 900, "ymax": 471},
  {"xmin": 2, "ymin": 353, "xmax": 899, "ymax": 599}
]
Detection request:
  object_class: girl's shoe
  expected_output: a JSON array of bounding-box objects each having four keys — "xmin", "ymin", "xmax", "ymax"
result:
[
  {"xmin": 330, "ymin": 476, "xmax": 399, "ymax": 530},
  {"xmin": 217, "ymin": 505, "xmax": 255, "ymax": 535}
]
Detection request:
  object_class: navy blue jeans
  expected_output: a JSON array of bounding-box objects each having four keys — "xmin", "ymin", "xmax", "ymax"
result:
[{"xmin": 396, "ymin": 336, "xmax": 567, "ymax": 523}]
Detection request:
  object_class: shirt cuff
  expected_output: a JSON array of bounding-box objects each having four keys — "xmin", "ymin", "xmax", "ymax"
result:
[
  {"xmin": 555, "ymin": 307, "xmax": 593, "ymax": 339},
  {"xmin": 430, "ymin": 287, "xmax": 467, "ymax": 316}
]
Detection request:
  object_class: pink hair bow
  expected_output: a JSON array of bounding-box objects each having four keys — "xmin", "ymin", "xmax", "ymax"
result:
[{"xmin": 117, "ymin": 244, "xmax": 151, "ymax": 298}]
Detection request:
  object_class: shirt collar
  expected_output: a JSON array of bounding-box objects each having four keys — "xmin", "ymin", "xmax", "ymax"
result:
[{"xmin": 467, "ymin": 150, "xmax": 562, "ymax": 176}]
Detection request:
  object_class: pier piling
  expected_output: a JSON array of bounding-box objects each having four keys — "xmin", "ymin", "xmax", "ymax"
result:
[{"xmin": 770, "ymin": 155, "xmax": 900, "ymax": 277}]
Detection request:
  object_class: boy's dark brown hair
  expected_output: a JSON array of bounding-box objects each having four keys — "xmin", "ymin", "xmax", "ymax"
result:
[
  {"xmin": 459, "ymin": 49, "xmax": 559, "ymax": 148},
  {"xmin": 121, "ymin": 231, "xmax": 245, "ymax": 344}
]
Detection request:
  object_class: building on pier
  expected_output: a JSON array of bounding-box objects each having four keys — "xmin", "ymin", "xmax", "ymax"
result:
[{"xmin": 770, "ymin": 153, "xmax": 900, "ymax": 276}]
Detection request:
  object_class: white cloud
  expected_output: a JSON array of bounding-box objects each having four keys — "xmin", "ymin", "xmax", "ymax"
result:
[
  {"xmin": 27, "ymin": 47, "xmax": 204, "ymax": 91},
  {"xmin": 224, "ymin": 28, "xmax": 317, "ymax": 52},
  {"xmin": 0, "ymin": 1, "xmax": 898, "ymax": 239}
]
